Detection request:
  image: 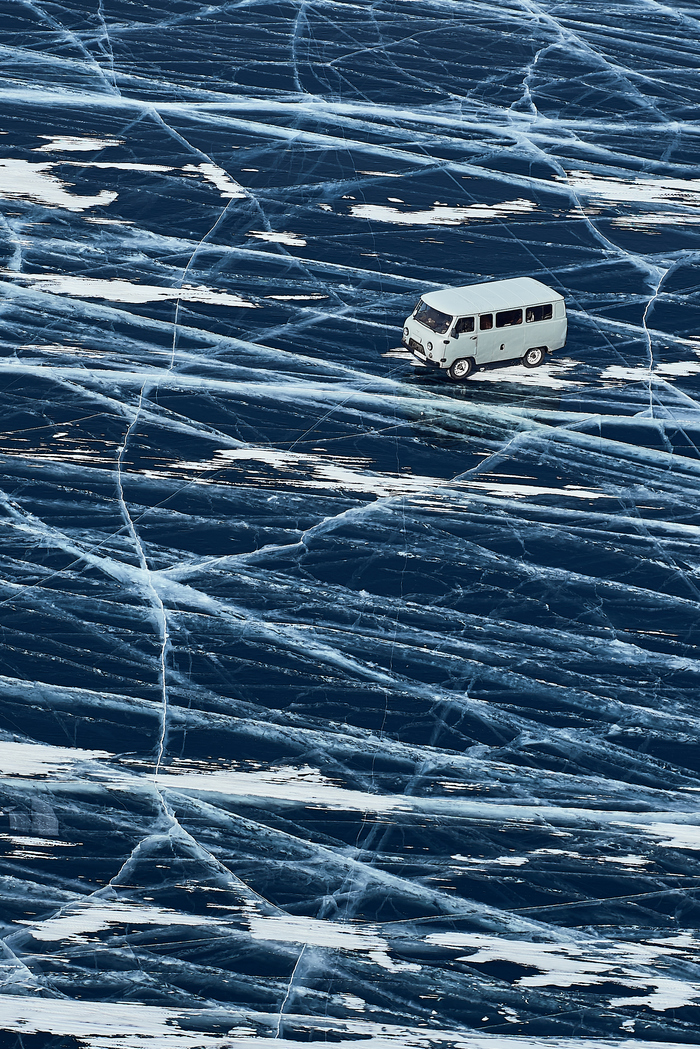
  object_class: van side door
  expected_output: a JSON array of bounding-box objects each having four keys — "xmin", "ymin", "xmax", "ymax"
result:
[
  {"xmin": 447, "ymin": 315, "xmax": 476, "ymax": 361},
  {"xmin": 494, "ymin": 307, "xmax": 524, "ymax": 361},
  {"xmin": 476, "ymin": 312, "xmax": 499, "ymax": 364}
]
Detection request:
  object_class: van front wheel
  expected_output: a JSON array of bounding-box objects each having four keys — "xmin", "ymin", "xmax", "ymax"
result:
[
  {"xmin": 447, "ymin": 357, "xmax": 474, "ymax": 381},
  {"xmin": 523, "ymin": 346, "xmax": 545, "ymax": 368}
]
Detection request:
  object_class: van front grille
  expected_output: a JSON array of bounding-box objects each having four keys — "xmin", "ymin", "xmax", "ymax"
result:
[{"xmin": 408, "ymin": 338, "xmax": 423, "ymax": 354}]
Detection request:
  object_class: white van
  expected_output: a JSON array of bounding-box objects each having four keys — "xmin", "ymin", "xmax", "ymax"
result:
[{"xmin": 402, "ymin": 277, "xmax": 566, "ymax": 380}]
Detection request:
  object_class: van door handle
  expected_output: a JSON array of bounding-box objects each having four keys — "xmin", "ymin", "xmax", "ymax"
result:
[{"xmin": 470, "ymin": 336, "xmax": 477, "ymax": 340}]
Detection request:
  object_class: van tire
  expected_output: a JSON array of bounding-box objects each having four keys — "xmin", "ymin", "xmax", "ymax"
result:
[
  {"xmin": 523, "ymin": 346, "xmax": 545, "ymax": 368},
  {"xmin": 447, "ymin": 357, "xmax": 475, "ymax": 381}
]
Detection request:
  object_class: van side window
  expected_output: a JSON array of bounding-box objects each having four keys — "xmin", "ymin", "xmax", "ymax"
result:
[
  {"xmin": 479, "ymin": 314, "xmax": 493, "ymax": 330},
  {"xmin": 526, "ymin": 303, "xmax": 553, "ymax": 322},
  {"xmin": 496, "ymin": 308, "xmax": 522, "ymax": 328},
  {"xmin": 452, "ymin": 316, "xmax": 475, "ymax": 336}
]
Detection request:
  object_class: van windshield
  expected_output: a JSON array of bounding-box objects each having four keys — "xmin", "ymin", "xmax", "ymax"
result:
[{"xmin": 414, "ymin": 300, "xmax": 452, "ymax": 334}]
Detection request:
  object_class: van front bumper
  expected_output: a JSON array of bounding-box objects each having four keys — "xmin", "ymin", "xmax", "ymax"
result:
[
  {"xmin": 412, "ymin": 353, "xmax": 442, "ymax": 370},
  {"xmin": 403, "ymin": 336, "xmax": 443, "ymax": 370}
]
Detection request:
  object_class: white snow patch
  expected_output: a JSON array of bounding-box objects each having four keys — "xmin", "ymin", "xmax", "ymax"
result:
[
  {"xmin": 2, "ymin": 834, "xmax": 76, "ymax": 848},
  {"xmin": 0, "ymin": 990, "xmax": 694, "ymax": 1047},
  {"xmin": 531, "ymin": 848, "xmax": 578, "ymax": 856},
  {"xmin": 531, "ymin": 849, "xmax": 647, "ymax": 867},
  {"xmin": 463, "ymin": 481, "xmax": 606, "ymax": 501},
  {"xmin": 602, "ymin": 361, "xmax": 700, "ymax": 381},
  {"xmin": 34, "ymin": 136, "xmax": 124, "ymax": 152},
  {"xmin": 604, "ymin": 854, "xmax": 649, "ymax": 867},
  {"xmin": 182, "ymin": 163, "xmax": 246, "ymax": 198},
  {"xmin": 3, "ymin": 273, "xmax": 258, "ymax": 308},
  {"xmin": 425, "ymin": 932, "xmax": 700, "ymax": 1008},
  {"xmin": 610, "ymin": 980, "xmax": 700, "ymax": 1012},
  {"xmin": 451, "ymin": 853, "xmax": 528, "ymax": 866},
  {"xmin": 64, "ymin": 160, "xmax": 172, "ymax": 173},
  {"xmin": 21, "ymin": 151, "xmax": 244, "ymax": 200},
  {"xmin": 0, "ymin": 159, "xmax": 117, "ymax": 211},
  {"xmin": 248, "ymin": 914, "xmax": 419, "ymax": 971},
  {"xmin": 209, "ymin": 448, "xmax": 602, "ymax": 502},
  {"xmin": 212, "ymin": 446, "xmax": 449, "ymax": 497},
  {"xmin": 611, "ymin": 213, "xmax": 700, "ymax": 229},
  {"xmin": 0, "ymin": 995, "xmax": 254, "ymax": 1048},
  {"xmin": 499, "ymin": 1007, "xmax": 521, "ymax": 1024},
  {"xmin": 0, "ymin": 740, "xmax": 110, "ymax": 778},
  {"xmin": 156, "ymin": 763, "xmax": 403, "ymax": 812},
  {"xmin": 23, "ymin": 900, "xmax": 226, "ymax": 943},
  {"xmin": 634, "ymin": 821, "xmax": 700, "ymax": 851},
  {"xmin": 349, "ymin": 199, "xmax": 537, "ymax": 225},
  {"xmin": 85, "ymin": 216, "xmax": 134, "ymax": 226},
  {"xmin": 265, "ymin": 294, "xmax": 328, "ymax": 301},
  {"xmin": 75, "ymin": 159, "xmax": 245, "ymax": 198},
  {"xmin": 559, "ymin": 170, "xmax": 700, "ymax": 209},
  {"xmin": 337, "ymin": 994, "xmax": 366, "ymax": 1011},
  {"xmin": 473, "ymin": 360, "xmax": 584, "ymax": 389},
  {"xmin": 248, "ymin": 230, "xmax": 307, "ymax": 246},
  {"xmin": 356, "ymin": 170, "xmax": 403, "ymax": 177}
]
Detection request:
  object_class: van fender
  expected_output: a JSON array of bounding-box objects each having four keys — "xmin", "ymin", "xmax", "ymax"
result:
[{"xmin": 447, "ymin": 357, "xmax": 476, "ymax": 381}]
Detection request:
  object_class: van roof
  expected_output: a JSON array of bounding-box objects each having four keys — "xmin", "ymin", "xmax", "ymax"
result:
[{"xmin": 421, "ymin": 277, "xmax": 563, "ymax": 316}]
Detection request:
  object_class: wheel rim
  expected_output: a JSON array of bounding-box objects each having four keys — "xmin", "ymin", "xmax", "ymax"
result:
[
  {"xmin": 452, "ymin": 360, "xmax": 469, "ymax": 377},
  {"xmin": 527, "ymin": 349, "xmax": 542, "ymax": 365}
]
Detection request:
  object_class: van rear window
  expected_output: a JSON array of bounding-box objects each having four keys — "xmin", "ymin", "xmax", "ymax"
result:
[
  {"xmin": 526, "ymin": 304, "xmax": 553, "ymax": 322},
  {"xmin": 414, "ymin": 300, "xmax": 452, "ymax": 334},
  {"xmin": 496, "ymin": 308, "xmax": 522, "ymax": 328}
]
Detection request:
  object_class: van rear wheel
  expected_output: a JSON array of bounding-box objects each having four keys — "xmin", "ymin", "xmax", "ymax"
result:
[
  {"xmin": 523, "ymin": 346, "xmax": 545, "ymax": 368},
  {"xmin": 447, "ymin": 357, "xmax": 474, "ymax": 381}
]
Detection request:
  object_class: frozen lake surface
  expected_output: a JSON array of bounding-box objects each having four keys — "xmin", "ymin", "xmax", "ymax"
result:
[{"xmin": 2, "ymin": 0, "xmax": 700, "ymax": 1045}]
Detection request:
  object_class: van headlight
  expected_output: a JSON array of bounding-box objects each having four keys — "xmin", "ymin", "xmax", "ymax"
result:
[
  {"xmin": 427, "ymin": 341, "xmax": 433, "ymax": 352},
  {"xmin": 403, "ymin": 326, "xmax": 409, "ymax": 337}
]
